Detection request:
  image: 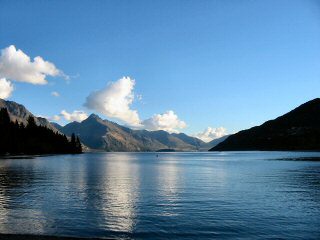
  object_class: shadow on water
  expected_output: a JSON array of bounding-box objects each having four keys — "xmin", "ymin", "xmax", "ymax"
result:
[
  {"xmin": 283, "ymin": 165, "xmax": 320, "ymax": 199},
  {"xmin": 273, "ymin": 157, "xmax": 320, "ymax": 161},
  {"xmin": 0, "ymin": 165, "xmax": 31, "ymax": 229}
]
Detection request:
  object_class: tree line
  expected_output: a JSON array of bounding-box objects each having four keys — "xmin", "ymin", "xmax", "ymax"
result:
[{"xmin": 0, "ymin": 108, "xmax": 82, "ymax": 155}]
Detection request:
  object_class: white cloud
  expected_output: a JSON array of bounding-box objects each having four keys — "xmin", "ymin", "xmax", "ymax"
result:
[
  {"xmin": 84, "ymin": 76, "xmax": 188, "ymax": 132},
  {"xmin": 84, "ymin": 76, "xmax": 141, "ymax": 126},
  {"xmin": 60, "ymin": 110, "xmax": 88, "ymax": 122},
  {"xmin": 51, "ymin": 91, "xmax": 60, "ymax": 97},
  {"xmin": 45, "ymin": 114, "xmax": 61, "ymax": 122},
  {"xmin": 0, "ymin": 78, "xmax": 14, "ymax": 99},
  {"xmin": 142, "ymin": 110, "xmax": 187, "ymax": 133},
  {"xmin": 52, "ymin": 115, "xmax": 61, "ymax": 121},
  {"xmin": 0, "ymin": 45, "xmax": 67, "ymax": 85},
  {"xmin": 193, "ymin": 127, "xmax": 227, "ymax": 142}
]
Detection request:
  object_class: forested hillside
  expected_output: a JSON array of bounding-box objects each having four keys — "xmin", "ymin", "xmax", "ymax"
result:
[{"xmin": 0, "ymin": 108, "xmax": 82, "ymax": 155}]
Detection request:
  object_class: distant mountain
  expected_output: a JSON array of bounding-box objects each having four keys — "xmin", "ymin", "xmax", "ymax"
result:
[
  {"xmin": 171, "ymin": 133, "xmax": 203, "ymax": 148},
  {"xmin": 50, "ymin": 122, "xmax": 64, "ymax": 132},
  {"xmin": 0, "ymin": 99, "xmax": 231, "ymax": 152},
  {"xmin": 57, "ymin": 114, "xmax": 206, "ymax": 152},
  {"xmin": 210, "ymin": 98, "xmax": 320, "ymax": 151},
  {"xmin": 199, "ymin": 135, "xmax": 230, "ymax": 151},
  {"xmin": 0, "ymin": 99, "xmax": 59, "ymax": 132}
]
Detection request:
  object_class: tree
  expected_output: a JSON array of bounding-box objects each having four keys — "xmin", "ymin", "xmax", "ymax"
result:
[
  {"xmin": 0, "ymin": 108, "xmax": 10, "ymax": 125},
  {"xmin": 0, "ymin": 108, "xmax": 10, "ymax": 154},
  {"xmin": 0, "ymin": 107, "xmax": 82, "ymax": 155},
  {"xmin": 76, "ymin": 136, "xmax": 82, "ymax": 153},
  {"xmin": 27, "ymin": 116, "xmax": 36, "ymax": 128}
]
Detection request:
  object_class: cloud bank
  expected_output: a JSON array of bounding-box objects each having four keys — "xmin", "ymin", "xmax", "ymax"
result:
[
  {"xmin": 51, "ymin": 115, "xmax": 61, "ymax": 122},
  {"xmin": 84, "ymin": 77, "xmax": 141, "ymax": 126},
  {"xmin": 60, "ymin": 110, "xmax": 88, "ymax": 122},
  {"xmin": 142, "ymin": 110, "xmax": 187, "ymax": 133},
  {"xmin": 193, "ymin": 127, "xmax": 227, "ymax": 142},
  {"xmin": 0, "ymin": 78, "xmax": 14, "ymax": 99},
  {"xmin": 0, "ymin": 45, "xmax": 66, "ymax": 85}
]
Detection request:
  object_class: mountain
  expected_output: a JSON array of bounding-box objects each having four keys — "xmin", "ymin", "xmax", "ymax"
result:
[
  {"xmin": 171, "ymin": 133, "xmax": 204, "ymax": 148},
  {"xmin": 0, "ymin": 99, "xmax": 229, "ymax": 152},
  {"xmin": 0, "ymin": 105, "xmax": 82, "ymax": 155},
  {"xmin": 210, "ymin": 98, "xmax": 320, "ymax": 151},
  {"xmin": 199, "ymin": 135, "xmax": 230, "ymax": 151},
  {"xmin": 0, "ymin": 99, "xmax": 59, "ymax": 132},
  {"xmin": 50, "ymin": 122, "xmax": 64, "ymax": 132},
  {"xmin": 58, "ymin": 114, "xmax": 206, "ymax": 152}
]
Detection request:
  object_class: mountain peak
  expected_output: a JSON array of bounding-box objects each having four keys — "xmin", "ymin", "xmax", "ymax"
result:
[{"xmin": 87, "ymin": 113, "xmax": 101, "ymax": 120}]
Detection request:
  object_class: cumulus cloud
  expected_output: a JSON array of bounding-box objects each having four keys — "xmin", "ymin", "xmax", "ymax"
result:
[
  {"xmin": 142, "ymin": 110, "xmax": 187, "ymax": 133},
  {"xmin": 193, "ymin": 127, "xmax": 227, "ymax": 142},
  {"xmin": 51, "ymin": 115, "xmax": 61, "ymax": 121},
  {"xmin": 51, "ymin": 91, "xmax": 60, "ymax": 97},
  {"xmin": 0, "ymin": 45, "xmax": 67, "ymax": 85},
  {"xmin": 84, "ymin": 76, "xmax": 188, "ymax": 132},
  {"xmin": 84, "ymin": 76, "xmax": 141, "ymax": 126},
  {"xmin": 0, "ymin": 78, "xmax": 14, "ymax": 99},
  {"xmin": 60, "ymin": 110, "xmax": 88, "ymax": 122}
]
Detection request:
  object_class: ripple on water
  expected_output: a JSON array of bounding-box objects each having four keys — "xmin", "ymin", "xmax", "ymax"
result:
[{"xmin": 0, "ymin": 152, "xmax": 319, "ymax": 239}]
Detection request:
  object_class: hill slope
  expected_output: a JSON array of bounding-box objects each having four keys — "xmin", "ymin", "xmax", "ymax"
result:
[
  {"xmin": 0, "ymin": 104, "xmax": 81, "ymax": 155},
  {"xmin": 210, "ymin": 98, "xmax": 320, "ymax": 151},
  {"xmin": 200, "ymin": 135, "xmax": 230, "ymax": 151},
  {"xmin": 0, "ymin": 99, "xmax": 59, "ymax": 132}
]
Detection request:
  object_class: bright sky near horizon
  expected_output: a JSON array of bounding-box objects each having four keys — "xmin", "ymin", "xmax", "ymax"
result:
[{"xmin": 0, "ymin": 0, "xmax": 320, "ymax": 141}]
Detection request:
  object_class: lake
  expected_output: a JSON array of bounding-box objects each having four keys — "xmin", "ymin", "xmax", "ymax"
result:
[{"xmin": 0, "ymin": 152, "xmax": 319, "ymax": 239}]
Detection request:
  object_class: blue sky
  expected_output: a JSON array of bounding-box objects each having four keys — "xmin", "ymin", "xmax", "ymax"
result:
[{"xmin": 0, "ymin": 0, "xmax": 320, "ymax": 140}]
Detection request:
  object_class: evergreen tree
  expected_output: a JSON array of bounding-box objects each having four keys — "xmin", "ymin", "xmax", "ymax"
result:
[
  {"xmin": 27, "ymin": 116, "xmax": 36, "ymax": 128},
  {"xmin": 76, "ymin": 136, "xmax": 82, "ymax": 153},
  {"xmin": 71, "ymin": 133, "xmax": 76, "ymax": 146},
  {"xmin": 0, "ymin": 107, "xmax": 83, "ymax": 155},
  {"xmin": 0, "ymin": 108, "xmax": 10, "ymax": 125}
]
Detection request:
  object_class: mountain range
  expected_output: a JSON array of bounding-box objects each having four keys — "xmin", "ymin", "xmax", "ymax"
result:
[
  {"xmin": 210, "ymin": 98, "xmax": 320, "ymax": 151},
  {"xmin": 2, "ymin": 98, "xmax": 320, "ymax": 152},
  {"xmin": 54, "ymin": 114, "xmax": 221, "ymax": 152},
  {"xmin": 0, "ymin": 99, "xmax": 222, "ymax": 152}
]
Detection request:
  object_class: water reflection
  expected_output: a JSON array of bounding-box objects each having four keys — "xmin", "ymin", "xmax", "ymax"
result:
[
  {"xmin": 0, "ymin": 152, "xmax": 319, "ymax": 239},
  {"xmin": 0, "ymin": 160, "xmax": 49, "ymax": 234},
  {"xmin": 156, "ymin": 156, "xmax": 181, "ymax": 217},
  {"xmin": 100, "ymin": 153, "xmax": 140, "ymax": 233}
]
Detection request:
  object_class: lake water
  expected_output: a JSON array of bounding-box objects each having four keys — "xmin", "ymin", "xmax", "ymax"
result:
[{"xmin": 0, "ymin": 152, "xmax": 319, "ymax": 239}]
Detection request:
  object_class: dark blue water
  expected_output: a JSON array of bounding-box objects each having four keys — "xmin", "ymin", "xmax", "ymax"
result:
[{"xmin": 0, "ymin": 152, "xmax": 319, "ymax": 239}]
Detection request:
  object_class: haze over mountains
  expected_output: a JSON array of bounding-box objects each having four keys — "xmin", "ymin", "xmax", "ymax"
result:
[{"xmin": 211, "ymin": 98, "xmax": 320, "ymax": 151}]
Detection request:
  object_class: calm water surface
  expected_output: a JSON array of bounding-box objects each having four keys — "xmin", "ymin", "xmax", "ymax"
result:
[{"xmin": 0, "ymin": 152, "xmax": 319, "ymax": 239}]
